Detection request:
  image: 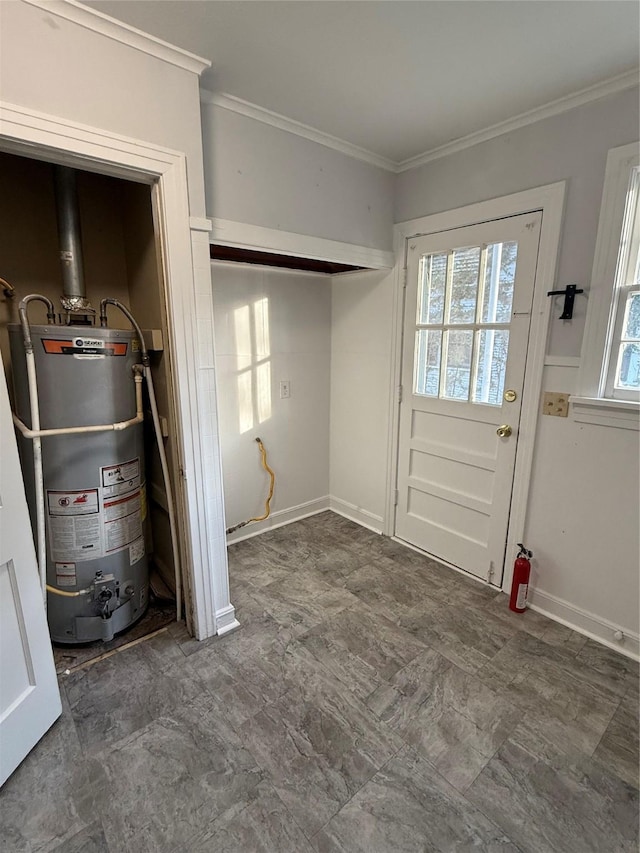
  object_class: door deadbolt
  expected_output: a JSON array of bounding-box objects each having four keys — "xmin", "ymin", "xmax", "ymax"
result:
[
  {"xmin": 504, "ymin": 389, "xmax": 517, "ymax": 402},
  {"xmin": 496, "ymin": 424, "xmax": 513, "ymax": 438}
]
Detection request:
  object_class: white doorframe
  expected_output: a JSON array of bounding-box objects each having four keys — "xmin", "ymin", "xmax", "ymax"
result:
[
  {"xmin": 0, "ymin": 100, "xmax": 234, "ymax": 640},
  {"xmin": 385, "ymin": 182, "xmax": 566, "ymax": 594}
]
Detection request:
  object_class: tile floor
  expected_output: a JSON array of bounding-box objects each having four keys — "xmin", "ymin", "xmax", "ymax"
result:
[{"xmin": 1, "ymin": 512, "xmax": 638, "ymax": 852}]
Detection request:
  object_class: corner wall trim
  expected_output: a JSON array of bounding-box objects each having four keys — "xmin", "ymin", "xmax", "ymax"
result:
[
  {"xmin": 528, "ymin": 587, "xmax": 639, "ymax": 662},
  {"xmin": 23, "ymin": 0, "xmax": 210, "ymax": 75},
  {"xmin": 210, "ymin": 218, "xmax": 394, "ymax": 270},
  {"xmin": 329, "ymin": 497, "xmax": 384, "ymax": 534},
  {"xmin": 200, "ymin": 90, "xmax": 396, "ymax": 172},
  {"xmin": 397, "ymin": 69, "xmax": 639, "ymax": 172}
]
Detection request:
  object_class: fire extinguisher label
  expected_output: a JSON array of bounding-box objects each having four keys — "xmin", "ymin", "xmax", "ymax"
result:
[{"xmin": 516, "ymin": 583, "xmax": 528, "ymax": 610}]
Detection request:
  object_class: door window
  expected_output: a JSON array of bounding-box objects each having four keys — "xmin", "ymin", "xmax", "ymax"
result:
[{"xmin": 414, "ymin": 241, "xmax": 518, "ymax": 405}]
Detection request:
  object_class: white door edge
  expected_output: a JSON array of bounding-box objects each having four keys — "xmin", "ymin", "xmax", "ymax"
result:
[
  {"xmin": 385, "ymin": 182, "xmax": 566, "ymax": 593},
  {"xmin": 0, "ymin": 100, "xmax": 229, "ymax": 641}
]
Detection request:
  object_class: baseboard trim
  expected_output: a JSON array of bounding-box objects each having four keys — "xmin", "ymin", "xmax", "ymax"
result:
[
  {"xmin": 215, "ymin": 604, "xmax": 240, "ymax": 637},
  {"xmin": 329, "ymin": 497, "xmax": 384, "ymax": 534},
  {"xmin": 528, "ymin": 588, "xmax": 639, "ymax": 661},
  {"xmin": 225, "ymin": 496, "xmax": 331, "ymax": 544}
]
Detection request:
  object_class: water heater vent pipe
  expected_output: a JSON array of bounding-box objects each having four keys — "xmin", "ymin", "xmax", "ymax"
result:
[{"xmin": 53, "ymin": 165, "xmax": 92, "ymax": 313}]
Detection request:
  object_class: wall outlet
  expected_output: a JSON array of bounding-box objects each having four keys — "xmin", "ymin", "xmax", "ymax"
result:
[
  {"xmin": 280, "ymin": 380, "xmax": 291, "ymax": 399},
  {"xmin": 542, "ymin": 391, "xmax": 569, "ymax": 417}
]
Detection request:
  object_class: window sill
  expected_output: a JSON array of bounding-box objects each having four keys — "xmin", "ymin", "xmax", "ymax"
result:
[{"xmin": 570, "ymin": 395, "xmax": 640, "ymax": 430}]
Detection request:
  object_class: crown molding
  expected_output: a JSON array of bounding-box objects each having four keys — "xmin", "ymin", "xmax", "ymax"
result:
[
  {"xmin": 397, "ymin": 68, "xmax": 640, "ymax": 173},
  {"xmin": 200, "ymin": 90, "xmax": 397, "ymax": 172},
  {"xmin": 203, "ymin": 69, "xmax": 638, "ymax": 175},
  {"xmin": 23, "ymin": 0, "xmax": 211, "ymax": 75}
]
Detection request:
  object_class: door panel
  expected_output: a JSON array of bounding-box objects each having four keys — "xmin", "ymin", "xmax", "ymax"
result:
[
  {"xmin": 395, "ymin": 212, "xmax": 542, "ymax": 583},
  {"xmin": 0, "ymin": 359, "xmax": 61, "ymax": 786}
]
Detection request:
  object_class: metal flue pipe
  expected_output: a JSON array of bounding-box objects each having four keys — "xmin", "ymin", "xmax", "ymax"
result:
[{"xmin": 53, "ymin": 165, "xmax": 86, "ymax": 304}]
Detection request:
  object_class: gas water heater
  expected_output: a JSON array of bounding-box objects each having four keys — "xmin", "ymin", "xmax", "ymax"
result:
[{"xmin": 9, "ymin": 165, "xmax": 177, "ymax": 644}]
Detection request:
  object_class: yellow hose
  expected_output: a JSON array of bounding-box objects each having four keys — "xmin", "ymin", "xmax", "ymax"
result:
[
  {"xmin": 225, "ymin": 437, "xmax": 275, "ymax": 534},
  {"xmin": 248, "ymin": 438, "xmax": 275, "ymax": 522},
  {"xmin": 46, "ymin": 584, "xmax": 89, "ymax": 598}
]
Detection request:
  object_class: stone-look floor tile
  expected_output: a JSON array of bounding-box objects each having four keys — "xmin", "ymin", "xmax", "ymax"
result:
[
  {"xmin": 49, "ymin": 824, "xmax": 109, "ymax": 853},
  {"xmin": 483, "ymin": 592, "xmax": 550, "ymax": 639},
  {"xmin": 400, "ymin": 665, "xmax": 520, "ymax": 790},
  {"xmin": 495, "ymin": 655, "xmax": 620, "ymax": 763},
  {"xmin": 304, "ymin": 604, "xmax": 428, "ymax": 683},
  {"xmin": 87, "ymin": 697, "xmax": 263, "ymax": 853},
  {"xmin": 575, "ymin": 638, "xmax": 640, "ymax": 698},
  {"xmin": 190, "ymin": 632, "xmax": 331, "ymax": 731},
  {"xmin": 239, "ymin": 669, "xmax": 403, "ymax": 838},
  {"xmin": 250, "ymin": 571, "xmax": 362, "ymax": 634},
  {"xmin": 365, "ymin": 647, "xmax": 452, "ymax": 732},
  {"xmin": 593, "ymin": 690, "xmax": 640, "ymax": 789},
  {"xmin": 313, "ymin": 746, "xmax": 519, "ymax": 853},
  {"xmin": 180, "ymin": 781, "xmax": 314, "ymax": 853},
  {"xmin": 298, "ymin": 631, "xmax": 381, "ymax": 699},
  {"xmin": 343, "ymin": 557, "xmax": 435, "ymax": 621},
  {"xmin": 399, "ymin": 598, "xmax": 514, "ymax": 674},
  {"xmin": 538, "ymin": 619, "xmax": 588, "ymax": 652},
  {"xmin": 467, "ymin": 738, "xmax": 639, "ymax": 853},
  {"xmin": 0, "ymin": 693, "xmax": 94, "ymax": 853},
  {"xmin": 227, "ymin": 537, "xmax": 298, "ymax": 587},
  {"xmin": 63, "ymin": 630, "xmax": 206, "ymax": 755}
]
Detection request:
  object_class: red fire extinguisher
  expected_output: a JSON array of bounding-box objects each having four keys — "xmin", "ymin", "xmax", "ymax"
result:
[{"xmin": 509, "ymin": 543, "xmax": 533, "ymax": 613}]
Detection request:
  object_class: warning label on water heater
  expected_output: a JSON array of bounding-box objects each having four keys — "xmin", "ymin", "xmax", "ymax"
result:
[
  {"xmin": 47, "ymin": 488, "xmax": 102, "ymax": 563},
  {"xmin": 100, "ymin": 458, "xmax": 144, "ymax": 556}
]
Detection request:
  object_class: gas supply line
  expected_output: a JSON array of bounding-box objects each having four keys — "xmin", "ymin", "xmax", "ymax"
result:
[{"xmin": 225, "ymin": 437, "xmax": 275, "ymax": 535}]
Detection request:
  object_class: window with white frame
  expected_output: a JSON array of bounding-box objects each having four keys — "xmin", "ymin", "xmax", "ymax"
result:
[{"xmin": 577, "ymin": 142, "xmax": 640, "ymax": 411}]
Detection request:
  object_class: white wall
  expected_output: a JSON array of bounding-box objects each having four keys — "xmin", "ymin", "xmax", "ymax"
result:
[
  {"xmin": 201, "ymin": 102, "xmax": 395, "ymax": 250},
  {"xmin": 395, "ymin": 87, "xmax": 639, "ymax": 358},
  {"xmin": 0, "ymin": 0, "xmax": 207, "ymax": 215},
  {"xmin": 525, "ymin": 364, "xmax": 640, "ymax": 650},
  {"xmin": 0, "ymin": 0, "xmax": 234, "ymax": 636},
  {"xmin": 338, "ymin": 89, "xmax": 638, "ymax": 656},
  {"xmin": 329, "ymin": 269, "xmax": 394, "ymax": 530},
  {"xmin": 211, "ymin": 261, "xmax": 331, "ymax": 539}
]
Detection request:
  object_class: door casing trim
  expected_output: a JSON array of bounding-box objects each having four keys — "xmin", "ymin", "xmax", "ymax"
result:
[
  {"xmin": 386, "ymin": 182, "xmax": 566, "ymax": 594},
  {"xmin": 0, "ymin": 99, "xmax": 227, "ymax": 640}
]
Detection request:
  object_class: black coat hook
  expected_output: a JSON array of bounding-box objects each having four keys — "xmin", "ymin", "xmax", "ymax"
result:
[{"xmin": 547, "ymin": 284, "xmax": 584, "ymax": 320}]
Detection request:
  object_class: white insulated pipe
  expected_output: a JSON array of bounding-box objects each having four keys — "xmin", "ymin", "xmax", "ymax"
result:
[
  {"xmin": 12, "ymin": 372, "xmax": 144, "ymax": 439},
  {"xmin": 144, "ymin": 363, "xmax": 182, "ymax": 625},
  {"xmin": 26, "ymin": 346, "xmax": 47, "ymax": 603},
  {"xmin": 18, "ymin": 295, "xmax": 55, "ymax": 604},
  {"xmin": 100, "ymin": 298, "xmax": 183, "ymax": 625}
]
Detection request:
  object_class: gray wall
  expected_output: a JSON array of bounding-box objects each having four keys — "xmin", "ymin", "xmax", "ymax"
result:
[
  {"xmin": 395, "ymin": 87, "xmax": 640, "ymax": 357},
  {"xmin": 202, "ymin": 103, "xmax": 395, "ymax": 251}
]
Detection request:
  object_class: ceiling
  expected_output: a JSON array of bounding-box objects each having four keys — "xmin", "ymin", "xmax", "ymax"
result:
[{"xmin": 86, "ymin": 1, "xmax": 639, "ymax": 166}]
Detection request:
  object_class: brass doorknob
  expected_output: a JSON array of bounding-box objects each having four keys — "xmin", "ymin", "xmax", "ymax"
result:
[{"xmin": 496, "ymin": 424, "xmax": 512, "ymax": 438}]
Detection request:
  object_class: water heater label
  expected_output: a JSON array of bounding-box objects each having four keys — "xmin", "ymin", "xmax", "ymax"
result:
[
  {"xmin": 130, "ymin": 537, "xmax": 145, "ymax": 566},
  {"xmin": 55, "ymin": 562, "xmax": 77, "ymax": 587},
  {"xmin": 41, "ymin": 338, "xmax": 128, "ymax": 356},
  {"xmin": 101, "ymin": 458, "xmax": 141, "ymax": 498},
  {"xmin": 103, "ymin": 491, "xmax": 143, "ymax": 554},
  {"xmin": 47, "ymin": 489, "xmax": 99, "ymax": 516},
  {"xmin": 47, "ymin": 491, "xmax": 103, "ymax": 563}
]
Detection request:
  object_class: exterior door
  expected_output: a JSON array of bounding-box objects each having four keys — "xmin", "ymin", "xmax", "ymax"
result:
[
  {"xmin": 0, "ymin": 359, "xmax": 61, "ymax": 786},
  {"xmin": 395, "ymin": 212, "xmax": 542, "ymax": 584}
]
